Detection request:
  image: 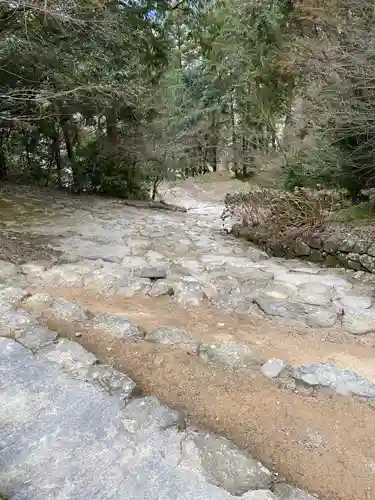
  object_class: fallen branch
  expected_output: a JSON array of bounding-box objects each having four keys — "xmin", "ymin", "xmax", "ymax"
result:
[{"xmin": 122, "ymin": 199, "xmax": 187, "ymax": 213}]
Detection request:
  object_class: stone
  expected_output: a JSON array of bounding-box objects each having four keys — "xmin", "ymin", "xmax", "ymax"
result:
[
  {"xmin": 306, "ymin": 309, "xmax": 337, "ymax": 328},
  {"xmin": 261, "ymin": 359, "xmax": 287, "ymax": 378},
  {"xmin": 0, "ymin": 260, "xmax": 19, "ymax": 281},
  {"xmin": 292, "ymin": 363, "xmax": 375, "ymax": 398},
  {"xmin": 146, "ymin": 326, "xmax": 200, "ymax": 354},
  {"xmin": 0, "ymin": 286, "xmax": 30, "ymax": 305},
  {"xmin": 254, "ymin": 298, "xmax": 306, "ymax": 320},
  {"xmin": 121, "ymin": 396, "xmax": 183, "ymax": 435},
  {"xmin": 323, "ymin": 235, "xmax": 340, "ymax": 253},
  {"xmin": 353, "ymin": 239, "xmax": 369, "ymax": 254},
  {"xmin": 175, "ymin": 276, "xmax": 204, "ymax": 306},
  {"xmin": 180, "ymin": 430, "xmax": 272, "ymax": 495},
  {"xmin": 21, "ymin": 262, "xmax": 46, "ymax": 277},
  {"xmin": 342, "ymin": 307, "xmax": 375, "ymax": 334},
  {"xmin": 199, "ymin": 341, "xmax": 261, "ymax": 369},
  {"xmin": 324, "ymin": 254, "xmax": 340, "ymax": 268},
  {"xmin": 38, "ymin": 339, "xmax": 97, "ymax": 378},
  {"xmin": 359, "ymin": 254, "xmax": 375, "ymax": 273},
  {"xmin": 346, "ymin": 254, "xmax": 363, "ymax": 270},
  {"xmin": 92, "ymin": 312, "xmax": 145, "ymax": 341},
  {"xmin": 1, "ymin": 339, "xmax": 244, "ymax": 500},
  {"xmin": 367, "ymin": 244, "xmax": 375, "ymax": 257},
  {"xmin": 15, "ymin": 325, "xmax": 58, "ymax": 351},
  {"xmin": 23, "ymin": 292, "xmax": 54, "ymax": 314},
  {"xmin": 338, "ymin": 238, "xmax": 357, "ymax": 253},
  {"xmin": 339, "ymin": 295, "xmax": 372, "ymax": 309},
  {"xmin": 242, "ymin": 492, "xmax": 276, "ymax": 500},
  {"xmin": 302, "ymin": 234, "xmax": 322, "ymax": 249},
  {"xmin": 115, "ymin": 277, "xmax": 152, "ymax": 297},
  {"xmin": 337, "ymin": 252, "xmax": 351, "ymax": 268},
  {"xmin": 138, "ymin": 267, "xmax": 167, "ymax": 280},
  {"xmin": 294, "ymin": 282, "xmax": 333, "ymax": 307},
  {"xmin": 47, "ymin": 297, "xmax": 91, "ymax": 323},
  {"xmin": 273, "ymin": 484, "xmax": 317, "ymax": 499},
  {"xmin": 148, "ymin": 280, "xmax": 174, "ymax": 297},
  {"xmin": 38, "ymin": 265, "xmax": 84, "ymax": 288},
  {"xmin": 292, "ymin": 239, "xmax": 311, "ymax": 257},
  {"xmin": 88, "ymin": 364, "xmax": 140, "ymax": 401},
  {"xmin": 308, "ymin": 249, "xmax": 324, "ymax": 263}
]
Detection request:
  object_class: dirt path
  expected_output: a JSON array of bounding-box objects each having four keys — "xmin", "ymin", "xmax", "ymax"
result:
[
  {"xmin": 2, "ymin": 178, "xmax": 375, "ymax": 499},
  {"xmin": 29, "ymin": 287, "xmax": 375, "ymax": 500}
]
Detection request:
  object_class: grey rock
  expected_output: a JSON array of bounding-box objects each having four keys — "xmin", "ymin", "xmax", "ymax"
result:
[
  {"xmin": 147, "ymin": 326, "xmax": 200, "ymax": 354},
  {"xmin": 15, "ymin": 325, "xmax": 58, "ymax": 351},
  {"xmin": 138, "ymin": 267, "xmax": 167, "ymax": 280},
  {"xmin": 49, "ymin": 297, "xmax": 91, "ymax": 322},
  {"xmin": 38, "ymin": 339, "xmax": 97, "ymax": 378},
  {"xmin": 0, "ymin": 286, "xmax": 30, "ymax": 305},
  {"xmin": 292, "ymin": 239, "xmax": 310, "ymax": 257},
  {"xmin": 353, "ymin": 239, "xmax": 369, "ymax": 254},
  {"xmin": 342, "ymin": 307, "xmax": 375, "ymax": 334},
  {"xmin": 148, "ymin": 280, "xmax": 173, "ymax": 297},
  {"xmin": 116, "ymin": 277, "xmax": 152, "ymax": 297},
  {"xmin": 261, "ymin": 359, "xmax": 287, "ymax": 378},
  {"xmin": 308, "ymin": 250, "xmax": 324, "ymax": 263},
  {"xmin": 347, "ymin": 255, "xmax": 363, "ymax": 270},
  {"xmin": 242, "ymin": 492, "xmax": 276, "ymax": 500},
  {"xmin": 292, "ymin": 362, "xmax": 375, "ymax": 398},
  {"xmin": 359, "ymin": 254, "xmax": 375, "ymax": 273},
  {"xmin": 180, "ymin": 430, "xmax": 272, "ymax": 495},
  {"xmin": 175, "ymin": 277, "xmax": 204, "ymax": 306},
  {"xmin": 367, "ymin": 244, "xmax": 375, "ymax": 257},
  {"xmin": 1, "ymin": 338, "xmax": 242, "ymax": 500},
  {"xmin": 0, "ymin": 260, "xmax": 19, "ymax": 281},
  {"xmin": 254, "ymin": 299, "xmax": 306, "ymax": 320},
  {"xmin": 323, "ymin": 235, "xmax": 340, "ymax": 253},
  {"xmin": 302, "ymin": 234, "xmax": 322, "ymax": 249},
  {"xmin": 339, "ymin": 295, "xmax": 372, "ymax": 309},
  {"xmin": 338, "ymin": 238, "xmax": 357, "ymax": 253},
  {"xmin": 306, "ymin": 309, "xmax": 337, "ymax": 328},
  {"xmin": 273, "ymin": 483, "xmax": 317, "ymax": 499},
  {"xmin": 199, "ymin": 341, "xmax": 260, "ymax": 369},
  {"xmin": 88, "ymin": 364, "xmax": 139, "ymax": 401},
  {"xmin": 38, "ymin": 264, "xmax": 84, "ymax": 288},
  {"xmin": 121, "ymin": 396, "xmax": 183, "ymax": 436},
  {"xmin": 294, "ymin": 282, "xmax": 333, "ymax": 307},
  {"xmin": 92, "ymin": 312, "xmax": 145, "ymax": 341},
  {"xmin": 23, "ymin": 292, "xmax": 54, "ymax": 314}
]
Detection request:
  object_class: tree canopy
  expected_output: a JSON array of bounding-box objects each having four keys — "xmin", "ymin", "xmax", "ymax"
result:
[{"xmin": 1, "ymin": 0, "xmax": 374, "ymax": 198}]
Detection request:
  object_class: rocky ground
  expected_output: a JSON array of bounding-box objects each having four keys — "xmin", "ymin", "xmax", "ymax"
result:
[{"xmin": 1, "ymin": 179, "xmax": 375, "ymax": 500}]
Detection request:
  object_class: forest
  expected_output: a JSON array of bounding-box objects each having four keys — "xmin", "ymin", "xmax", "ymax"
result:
[{"xmin": 0, "ymin": 0, "xmax": 374, "ymax": 199}]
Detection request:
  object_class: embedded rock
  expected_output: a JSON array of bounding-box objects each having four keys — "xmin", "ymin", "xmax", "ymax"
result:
[
  {"xmin": 342, "ymin": 307, "xmax": 375, "ymax": 335},
  {"xmin": 293, "ymin": 362, "xmax": 375, "ymax": 398},
  {"xmin": 273, "ymin": 483, "xmax": 317, "ymax": 500},
  {"xmin": 199, "ymin": 341, "xmax": 261, "ymax": 369},
  {"xmin": 261, "ymin": 359, "xmax": 287, "ymax": 379},
  {"xmin": 92, "ymin": 312, "xmax": 145, "ymax": 341},
  {"xmin": 147, "ymin": 326, "xmax": 200, "ymax": 354},
  {"xmin": 180, "ymin": 430, "xmax": 272, "ymax": 495}
]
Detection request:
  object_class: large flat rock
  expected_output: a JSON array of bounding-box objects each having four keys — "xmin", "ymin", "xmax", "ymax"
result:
[{"xmin": 0, "ymin": 337, "xmax": 272, "ymax": 500}]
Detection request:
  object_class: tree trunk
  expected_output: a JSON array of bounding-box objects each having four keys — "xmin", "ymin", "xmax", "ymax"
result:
[
  {"xmin": 230, "ymin": 94, "xmax": 238, "ymax": 174},
  {"xmin": 52, "ymin": 134, "xmax": 62, "ymax": 188},
  {"xmin": 105, "ymin": 104, "xmax": 118, "ymax": 146},
  {"xmin": 0, "ymin": 139, "xmax": 7, "ymax": 181},
  {"xmin": 60, "ymin": 118, "xmax": 80, "ymax": 191}
]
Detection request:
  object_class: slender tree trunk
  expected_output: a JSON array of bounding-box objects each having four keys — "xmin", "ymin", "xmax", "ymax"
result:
[
  {"xmin": 105, "ymin": 104, "xmax": 118, "ymax": 146},
  {"xmin": 211, "ymin": 111, "xmax": 218, "ymax": 172},
  {"xmin": 60, "ymin": 118, "xmax": 81, "ymax": 191},
  {"xmin": 230, "ymin": 94, "xmax": 238, "ymax": 175},
  {"xmin": 52, "ymin": 134, "xmax": 62, "ymax": 188},
  {"xmin": 0, "ymin": 138, "xmax": 7, "ymax": 181}
]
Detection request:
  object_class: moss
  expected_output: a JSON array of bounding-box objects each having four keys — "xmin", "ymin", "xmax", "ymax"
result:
[{"xmin": 332, "ymin": 205, "xmax": 375, "ymax": 223}]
